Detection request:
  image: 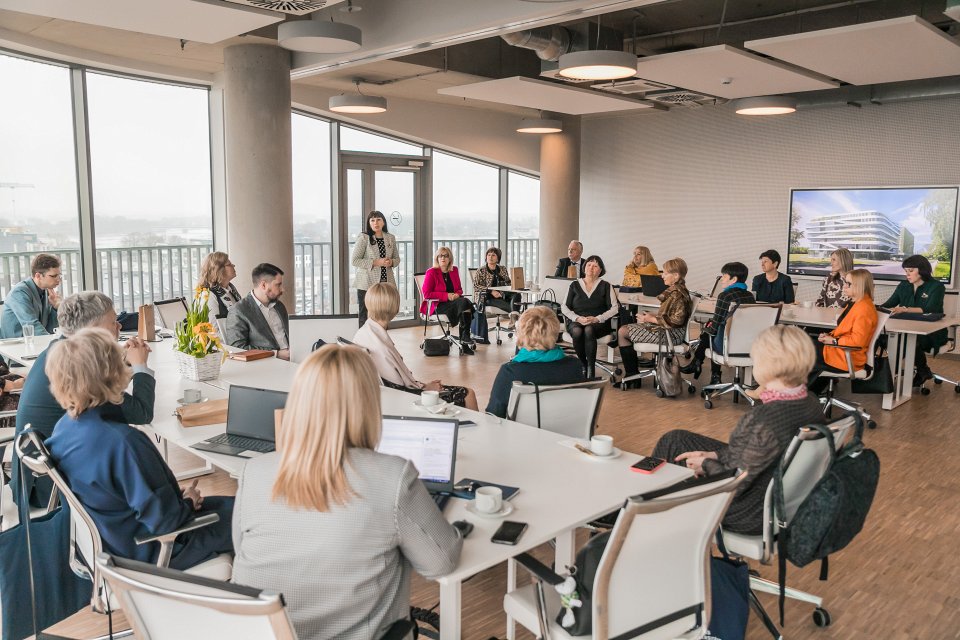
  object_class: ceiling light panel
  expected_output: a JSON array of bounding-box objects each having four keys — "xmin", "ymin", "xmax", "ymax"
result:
[{"xmin": 438, "ymin": 76, "xmax": 654, "ymax": 115}]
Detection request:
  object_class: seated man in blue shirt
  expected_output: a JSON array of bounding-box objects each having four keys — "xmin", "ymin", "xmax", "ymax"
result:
[
  {"xmin": 12, "ymin": 291, "xmax": 155, "ymax": 509},
  {"xmin": 0, "ymin": 253, "xmax": 61, "ymax": 338},
  {"xmin": 751, "ymin": 249, "xmax": 795, "ymax": 304},
  {"xmin": 681, "ymin": 262, "xmax": 756, "ymax": 385}
]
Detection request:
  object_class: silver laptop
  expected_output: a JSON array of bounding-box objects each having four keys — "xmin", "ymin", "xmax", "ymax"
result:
[
  {"xmin": 378, "ymin": 415, "xmax": 459, "ymax": 509},
  {"xmin": 192, "ymin": 385, "xmax": 288, "ymax": 458}
]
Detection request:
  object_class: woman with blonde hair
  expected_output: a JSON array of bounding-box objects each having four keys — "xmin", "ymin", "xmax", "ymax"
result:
[
  {"xmin": 621, "ymin": 245, "xmax": 659, "ymax": 288},
  {"xmin": 815, "ymin": 247, "xmax": 854, "ymax": 308},
  {"xmin": 197, "ymin": 251, "xmax": 241, "ymax": 319},
  {"xmin": 232, "ymin": 345, "xmax": 462, "ymax": 640},
  {"xmin": 652, "ymin": 324, "xmax": 825, "ymax": 534},
  {"xmin": 354, "ymin": 283, "xmax": 479, "ymax": 410},
  {"xmin": 420, "ymin": 246, "xmax": 476, "ymax": 354},
  {"xmin": 485, "ymin": 305, "xmax": 585, "ymax": 418},
  {"xmin": 45, "ymin": 327, "xmax": 233, "ymax": 567}
]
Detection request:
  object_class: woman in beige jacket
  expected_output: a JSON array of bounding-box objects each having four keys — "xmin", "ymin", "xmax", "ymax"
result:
[{"xmin": 351, "ymin": 210, "xmax": 401, "ymax": 327}]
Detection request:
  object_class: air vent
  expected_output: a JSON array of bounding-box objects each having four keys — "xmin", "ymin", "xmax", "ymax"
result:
[
  {"xmin": 645, "ymin": 90, "xmax": 724, "ymax": 107},
  {"xmin": 591, "ymin": 78, "xmax": 673, "ymax": 95},
  {"xmin": 221, "ymin": 0, "xmax": 331, "ymax": 15}
]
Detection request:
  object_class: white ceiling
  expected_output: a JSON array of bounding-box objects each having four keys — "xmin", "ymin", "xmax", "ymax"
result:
[
  {"xmin": 745, "ymin": 16, "xmax": 960, "ymax": 86},
  {"xmin": 438, "ymin": 77, "xmax": 655, "ymax": 115},
  {"xmin": 633, "ymin": 44, "xmax": 840, "ymax": 99},
  {"xmin": 0, "ymin": 0, "xmax": 284, "ymax": 44}
]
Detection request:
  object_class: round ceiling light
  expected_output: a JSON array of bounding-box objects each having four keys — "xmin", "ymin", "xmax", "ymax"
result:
[
  {"xmin": 278, "ymin": 20, "xmax": 362, "ymax": 54},
  {"xmin": 329, "ymin": 93, "xmax": 387, "ymax": 114},
  {"xmin": 517, "ymin": 117, "xmax": 563, "ymax": 134},
  {"xmin": 558, "ymin": 50, "xmax": 636, "ymax": 81},
  {"xmin": 733, "ymin": 96, "xmax": 798, "ymax": 116}
]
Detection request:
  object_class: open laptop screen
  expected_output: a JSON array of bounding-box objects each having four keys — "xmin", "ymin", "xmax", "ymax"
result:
[
  {"xmin": 378, "ymin": 416, "xmax": 458, "ymax": 490},
  {"xmin": 226, "ymin": 385, "xmax": 288, "ymax": 441}
]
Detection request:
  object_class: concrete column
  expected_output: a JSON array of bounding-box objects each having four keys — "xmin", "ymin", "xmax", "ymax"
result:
[
  {"xmin": 538, "ymin": 117, "xmax": 580, "ymax": 283},
  {"xmin": 222, "ymin": 43, "xmax": 295, "ymax": 309}
]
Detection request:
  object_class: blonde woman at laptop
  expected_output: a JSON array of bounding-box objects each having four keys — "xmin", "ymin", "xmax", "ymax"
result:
[{"xmin": 232, "ymin": 345, "xmax": 463, "ymax": 640}]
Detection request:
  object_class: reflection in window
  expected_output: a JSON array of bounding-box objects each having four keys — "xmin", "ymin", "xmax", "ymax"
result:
[
  {"xmin": 292, "ymin": 113, "xmax": 333, "ymax": 314},
  {"xmin": 432, "ymin": 151, "xmax": 498, "ymax": 272},
  {"xmin": 340, "ymin": 126, "xmax": 423, "ymax": 156},
  {"xmin": 86, "ymin": 72, "xmax": 212, "ymax": 311},
  {"xmin": 507, "ymin": 171, "xmax": 540, "ymax": 281},
  {"xmin": 0, "ymin": 54, "xmax": 81, "ymax": 299}
]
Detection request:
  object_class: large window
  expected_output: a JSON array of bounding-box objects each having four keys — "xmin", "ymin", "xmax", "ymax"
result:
[
  {"xmin": 0, "ymin": 54, "xmax": 81, "ymax": 298},
  {"xmin": 340, "ymin": 126, "xmax": 422, "ymax": 156},
  {"xmin": 432, "ymin": 151, "xmax": 499, "ymax": 272},
  {"xmin": 507, "ymin": 171, "xmax": 541, "ymax": 280},
  {"xmin": 292, "ymin": 113, "xmax": 333, "ymax": 314},
  {"xmin": 86, "ymin": 72, "xmax": 212, "ymax": 311}
]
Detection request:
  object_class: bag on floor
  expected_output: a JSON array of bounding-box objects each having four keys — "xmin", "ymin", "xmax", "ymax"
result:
[
  {"xmin": 422, "ymin": 337, "xmax": 450, "ymax": 357},
  {"xmin": 850, "ymin": 353, "xmax": 894, "ymax": 394},
  {"xmin": 656, "ymin": 330, "xmax": 683, "ymax": 397},
  {"xmin": 705, "ymin": 554, "xmax": 749, "ymax": 640}
]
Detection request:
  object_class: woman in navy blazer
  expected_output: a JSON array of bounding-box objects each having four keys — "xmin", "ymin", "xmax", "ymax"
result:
[
  {"xmin": 45, "ymin": 328, "xmax": 234, "ymax": 569},
  {"xmin": 420, "ymin": 246, "xmax": 476, "ymax": 354}
]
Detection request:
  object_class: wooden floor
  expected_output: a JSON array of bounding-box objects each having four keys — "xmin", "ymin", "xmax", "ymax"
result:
[{"xmin": 48, "ymin": 326, "xmax": 960, "ymax": 639}]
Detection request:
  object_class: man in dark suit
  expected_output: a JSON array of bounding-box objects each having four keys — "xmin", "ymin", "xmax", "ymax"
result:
[
  {"xmin": 13, "ymin": 291, "xmax": 155, "ymax": 508},
  {"xmin": 554, "ymin": 240, "xmax": 585, "ymax": 278},
  {"xmin": 226, "ymin": 263, "xmax": 291, "ymax": 360}
]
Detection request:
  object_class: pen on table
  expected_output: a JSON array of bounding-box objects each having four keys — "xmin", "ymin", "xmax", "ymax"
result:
[{"xmin": 574, "ymin": 443, "xmax": 596, "ymax": 456}]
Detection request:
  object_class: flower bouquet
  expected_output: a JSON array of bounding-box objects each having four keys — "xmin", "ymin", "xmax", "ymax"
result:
[{"xmin": 174, "ymin": 288, "xmax": 226, "ymax": 381}]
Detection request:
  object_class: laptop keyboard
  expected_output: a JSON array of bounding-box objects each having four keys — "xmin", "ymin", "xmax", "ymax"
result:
[{"xmin": 207, "ymin": 433, "xmax": 275, "ymax": 453}]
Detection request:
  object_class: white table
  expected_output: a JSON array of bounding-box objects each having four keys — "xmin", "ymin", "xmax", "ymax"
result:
[{"xmin": 0, "ymin": 333, "xmax": 60, "ymax": 370}]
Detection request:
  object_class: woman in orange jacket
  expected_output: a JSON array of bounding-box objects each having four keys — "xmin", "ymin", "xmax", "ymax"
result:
[{"xmin": 809, "ymin": 268, "xmax": 879, "ymax": 393}]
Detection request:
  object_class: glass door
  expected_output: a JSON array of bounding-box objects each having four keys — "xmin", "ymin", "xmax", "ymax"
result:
[{"xmin": 341, "ymin": 159, "xmax": 423, "ymax": 321}]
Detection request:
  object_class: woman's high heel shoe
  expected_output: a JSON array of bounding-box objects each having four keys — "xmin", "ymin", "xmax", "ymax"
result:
[{"xmin": 679, "ymin": 359, "xmax": 702, "ymax": 379}]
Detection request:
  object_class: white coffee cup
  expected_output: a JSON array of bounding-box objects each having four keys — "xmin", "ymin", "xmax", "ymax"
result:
[
  {"xmin": 421, "ymin": 390, "xmax": 440, "ymax": 406},
  {"xmin": 183, "ymin": 388, "xmax": 202, "ymax": 404},
  {"xmin": 475, "ymin": 486, "xmax": 503, "ymax": 514},
  {"xmin": 590, "ymin": 435, "xmax": 614, "ymax": 456}
]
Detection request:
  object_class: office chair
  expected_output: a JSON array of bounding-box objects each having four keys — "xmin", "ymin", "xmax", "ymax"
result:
[
  {"xmin": 467, "ymin": 267, "xmax": 515, "ymax": 345},
  {"xmin": 619, "ymin": 295, "xmax": 701, "ymax": 397},
  {"xmin": 504, "ymin": 470, "xmax": 747, "ymax": 640},
  {"xmin": 153, "ymin": 297, "xmax": 189, "ymax": 330},
  {"xmin": 414, "ymin": 273, "xmax": 468, "ymax": 355},
  {"xmin": 812, "ymin": 309, "xmax": 889, "ymax": 429},
  {"xmin": 14, "ymin": 430, "xmax": 233, "ymax": 617},
  {"xmin": 918, "ymin": 324, "xmax": 959, "ymax": 395},
  {"xmin": 506, "ymin": 379, "xmax": 606, "ymax": 440},
  {"xmin": 702, "ymin": 303, "xmax": 782, "ymax": 409},
  {"xmin": 721, "ymin": 416, "xmax": 856, "ymax": 638}
]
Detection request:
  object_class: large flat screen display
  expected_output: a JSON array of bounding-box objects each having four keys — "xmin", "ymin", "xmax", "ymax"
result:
[{"xmin": 787, "ymin": 187, "xmax": 959, "ymax": 284}]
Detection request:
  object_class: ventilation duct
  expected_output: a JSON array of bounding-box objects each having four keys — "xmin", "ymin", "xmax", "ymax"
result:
[{"xmin": 500, "ymin": 26, "xmax": 570, "ymax": 62}]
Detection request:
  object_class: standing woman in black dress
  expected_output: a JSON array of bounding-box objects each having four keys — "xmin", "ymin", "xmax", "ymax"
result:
[
  {"xmin": 561, "ymin": 255, "xmax": 618, "ymax": 379},
  {"xmin": 351, "ymin": 210, "xmax": 400, "ymax": 326}
]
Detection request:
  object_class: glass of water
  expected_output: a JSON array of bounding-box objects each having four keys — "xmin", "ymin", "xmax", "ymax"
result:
[{"xmin": 22, "ymin": 324, "xmax": 35, "ymax": 352}]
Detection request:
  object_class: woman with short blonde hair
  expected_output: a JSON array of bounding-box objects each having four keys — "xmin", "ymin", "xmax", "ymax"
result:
[
  {"xmin": 486, "ymin": 305, "xmax": 584, "ymax": 418},
  {"xmin": 354, "ymin": 283, "xmax": 479, "ymax": 410},
  {"xmin": 810, "ymin": 268, "xmax": 878, "ymax": 391},
  {"xmin": 233, "ymin": 345, "xmax": 463, "ymax": 640},
  {"xmin": 197, "ymin": 251, "xmax": 241, "ymax": 319},
  {"xmin": 45, "ymin": 328, "xmax": 234, "ymax": 569},
  {"xmin": 622, "ymin": 245, "xmax": 659, "ymax": 288},
  {"xmin": 651, "ymin": 323, "xmax": 825, "ymax": 534},
  {"xmin": 420, "ymin": 246, "xmax": 475, "ymax": 354}
]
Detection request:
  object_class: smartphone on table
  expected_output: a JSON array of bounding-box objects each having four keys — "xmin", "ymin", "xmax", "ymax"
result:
[
  {"xmin": 631, "ymin": 456, "xmax": 665, "ymax": 474},
  {"xmin": 491, "ymin": 520, "xmax": 528, "ymax": 545}
]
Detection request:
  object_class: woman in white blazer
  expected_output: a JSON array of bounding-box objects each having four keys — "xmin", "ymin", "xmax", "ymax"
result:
[
  {"xmin": 351, "ymin": 210, "xmax": 401, "ymax": 327},
  {"xmin": 353, "ymin": 283, "xmax": 479, "ymax": 411}
]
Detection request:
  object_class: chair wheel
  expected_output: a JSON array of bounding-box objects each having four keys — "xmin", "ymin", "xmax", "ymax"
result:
[
  {"xmin": 655, "ymin": 388, "xmax": 664, "ymax": 398},
  {"xmin": 934, "ymin": 377, "xmax": 943, "ymax": 385},
  {"xmin": 496, "ymin": 338, "xmax": 502, "ymax": 345},
  {"xmin": 812, "ymin": 607, "xmax": 831, "ymax": 627},
  {"xmin": 704, "ymin": 399, "xmax": 713, "ymax": 409},
  {"xmin": 867, "ymin": 420, "xmax": 877, "ymax": 429},
  {"xmin": 955, "ymin": 384, "xmax": 960, "ymax": 394},
  {"xmin": 920, "ymin": 386, "xmax": 931, "ymax": 395},
  {"xmin": 614, "ymin": 368, "xmax": 623, "ymax": 377},
  {"xmin": 687, "ymin": 385, "xmax": 696, "ymax": 395}
]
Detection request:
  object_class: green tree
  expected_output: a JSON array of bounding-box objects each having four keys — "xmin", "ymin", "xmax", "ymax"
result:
[
  {"xmin": 923, "ymin": 191, "xmax": 956, "ymax": 262},
  {"xmin": 789, "ymin": 214, "xmax": 805, "ymax": 252}
]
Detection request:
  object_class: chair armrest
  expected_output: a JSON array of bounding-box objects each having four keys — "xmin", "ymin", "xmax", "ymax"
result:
[
  {"xmin": 830, "ymin": 344, "xmax": 862, "ymax": 376},
  {"xmin": 830, "ymin": 344, "xmax": 862, "ymax": 352},
  {"xmin": 135, "ymin": 512, "xmax": 220, "ymax": 567},
  {"xmin": 513, "ymin": 552, "xmax": 566, "ymax": 586}
]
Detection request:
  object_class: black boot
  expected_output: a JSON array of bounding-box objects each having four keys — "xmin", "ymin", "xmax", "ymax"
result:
[
  {"xmin": 618, "ymin": 345, "xmax": 640, "ymax": 377},
  {"xmin": 459, "ymin": 323, "xmax": 475, "ymax": 355},
  {"xmin": 586, "ymin": 361, "xmax": 597, "ymax": 380},
  {"xmin": 680, "ymin": 358, "xmax": 702, "ymax": 379}
]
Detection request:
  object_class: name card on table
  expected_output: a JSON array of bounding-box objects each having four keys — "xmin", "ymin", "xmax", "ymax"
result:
[
  {"xmin": 138, "ymin": 304, "xmax": 155, "ymax": 342},
  {"xmin": 510, "ymin": 266, "xmax": 525, "ymax": 288}
]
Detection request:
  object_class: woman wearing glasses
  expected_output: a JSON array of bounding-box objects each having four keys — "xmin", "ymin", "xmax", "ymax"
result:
[
  {"xmin": 421, "ymin": 246, "xmax": 476, "ymax": 355},
  {"xmin": 197, "ymin": 251, "xmax": 241, "ymax": 320},
  {"xmin": 808, "ymin": 268, "xmax": 878, "ymax": 393}
]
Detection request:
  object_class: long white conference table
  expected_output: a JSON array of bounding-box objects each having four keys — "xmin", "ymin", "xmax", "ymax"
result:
[
  {"xmin": 1, "ymin": 331, "xmax": 691, "ymax": 640},
  {"xmin": 618, "ymin": 291, "xmax": 959, "ymax": 411}
]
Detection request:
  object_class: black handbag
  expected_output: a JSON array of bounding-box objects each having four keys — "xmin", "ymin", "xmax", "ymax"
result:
[
  {"xmin": 422, "ymin": 337, "xmax": 450, "ymax": 357},
  {"xmin": 850, "ymin": 351, "xmax": 894, "ymax": 394},
  {"xmin": 707, "ymin": 535, "xmax": 749, "ymax": 640},
  {"xmin": 535, "ymin": 288, "xmax": 562, "ymax": 315}
]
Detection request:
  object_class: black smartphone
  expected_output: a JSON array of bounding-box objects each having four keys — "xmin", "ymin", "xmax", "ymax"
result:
[
  {"xmin": 631, "ymin": 456, "xmax": 666, "ymax": 474},
  {"xmin": 491, "ymin": 520, "xmax": 528, "ymax": 545}
]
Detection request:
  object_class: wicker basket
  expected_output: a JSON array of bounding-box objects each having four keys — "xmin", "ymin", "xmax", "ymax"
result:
[{"xmin": 175, "ymin": 350, "xmax": 222, "ymax": 382}]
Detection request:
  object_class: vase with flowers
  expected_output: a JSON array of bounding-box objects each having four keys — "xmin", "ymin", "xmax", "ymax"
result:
[{"xmin": 174, "ymin": 287, "xmax": 226, "ymax": 381}]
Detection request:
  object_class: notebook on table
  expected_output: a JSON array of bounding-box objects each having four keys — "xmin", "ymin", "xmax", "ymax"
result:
[
  {"xmin": 640, "ymin": 274, "xmax": 667, "ymax": 297},
  {"xmin": 192, "ymin": 385, "xmax": 288, "ymax": 458},
  {"xmin": 378, "ymin": 415, "xmax": 459, "ymax": 511}
]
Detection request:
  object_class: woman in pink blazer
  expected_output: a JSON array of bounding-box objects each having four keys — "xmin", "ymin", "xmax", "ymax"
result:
[{"xmin": 420, "ymin": 246, "xmax": 476, "ymax": 355}]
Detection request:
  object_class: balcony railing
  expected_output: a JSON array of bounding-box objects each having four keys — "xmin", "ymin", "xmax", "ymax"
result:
[{"xmin": 2, "ymin": 237, "xmax": 539, "ymax": 316}]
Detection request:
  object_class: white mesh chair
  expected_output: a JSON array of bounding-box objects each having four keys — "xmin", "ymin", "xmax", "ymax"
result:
[
  {"xmin": 414, "ymin": 273, "xmax": 466, "ymax": 355},
  {"xmin": 504, "ymin": 470, "xmax": 747, "ymax": 640},
  {"xmin": 813, "ymin": 309, "xmax": 889, "ymax": 429},
  {"xmin": 701, "ymin": 303, "xmax": 782, "ymax": 409},
  {"xmin": 14, "ymin": 430, "xmax": 233, "ymax": 616},
  {"xmin": 506, "ymin": 379, "xmax": 606, "ymax": 440},
  {"xmin": 721, "ymin": 416, "xmax": 856, "ymax": 638},
  {"xmin": 468, "ymin": 267, "xmax": 515, "ymax": 345},
  {"xmin": 153, "ymin": 297, "xmax": 189, "ymax": 330},
  {"xmin": 620, "ymin": 295, "xmax": 701, "ymax": 397}
]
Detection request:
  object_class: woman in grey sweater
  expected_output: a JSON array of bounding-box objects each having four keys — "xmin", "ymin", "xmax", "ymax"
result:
[{"xmin": 351, "ymin": 210, "xmax": 401, "ymax": 326}]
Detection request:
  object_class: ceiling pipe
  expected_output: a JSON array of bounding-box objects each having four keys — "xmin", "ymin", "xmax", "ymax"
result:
[
  {"xmin": 795, "ymin": 77, "xmax": 960, "ymax": 109},
  {"xmin": 500, "ymin": 25, "xmax": 571, "ymax": 61}
]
